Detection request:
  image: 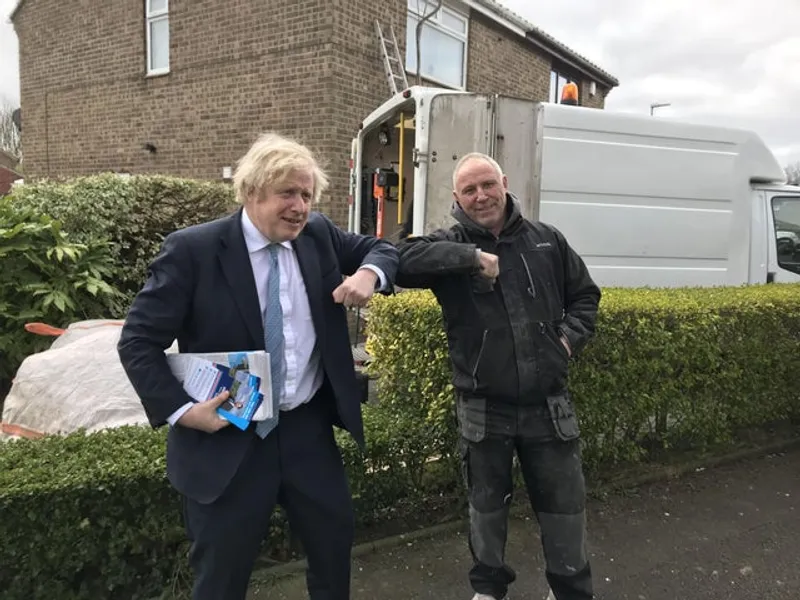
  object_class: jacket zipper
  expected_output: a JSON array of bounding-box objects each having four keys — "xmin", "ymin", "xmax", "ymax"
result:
[
  {"xmin": 520, "ymin": 253, "xmax": 537, "ymax": 298},
  {"xmin": 472, "ymin": 329, "xmax": 488, "ymax": 391}
]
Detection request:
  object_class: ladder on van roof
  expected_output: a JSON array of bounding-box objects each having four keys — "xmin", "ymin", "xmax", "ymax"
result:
[{"xmin": 375, "ymin": 20, "xmax": 409, "ymax": 96}]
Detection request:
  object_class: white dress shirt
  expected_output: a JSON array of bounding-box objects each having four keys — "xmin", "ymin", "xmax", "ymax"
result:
[{"xmin": 167, "ymin": 210, "xmax": 387, "ymax": 425}]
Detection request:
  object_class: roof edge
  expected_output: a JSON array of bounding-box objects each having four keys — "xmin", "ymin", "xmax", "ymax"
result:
[
  {"xmin": 526, "ymin": 28, "xmax": 620, "ymax": 88},
  {"xmin": 0, "ymin": 148, "xmax": 21, "ymax": 163},
  {"xmin": 1, "ymin": 165, "xmax": 24, "ymax": 179},
  {"xmin": 460, "ymin": 0, "xmax": 619, "ymax": 88}
]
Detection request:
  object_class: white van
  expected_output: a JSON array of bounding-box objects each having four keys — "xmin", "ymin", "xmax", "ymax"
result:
[{"xmin": 348, "ymin": 86, "xmax": 800, "ymax": 288}]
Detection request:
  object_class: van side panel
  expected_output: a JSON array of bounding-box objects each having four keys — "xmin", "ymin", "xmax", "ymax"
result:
[{"xmin": 535, "ymin": 105, "xmax": 775, "ymax": 288}]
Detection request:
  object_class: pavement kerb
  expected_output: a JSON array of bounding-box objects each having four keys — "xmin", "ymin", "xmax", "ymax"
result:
[
  {"xmin": 586, "ymin": 435, "xmax": 800, "ymax": 496},
  {"xmin": 250, "ymin": 435, "xmax": 800, "ymax": 585}
]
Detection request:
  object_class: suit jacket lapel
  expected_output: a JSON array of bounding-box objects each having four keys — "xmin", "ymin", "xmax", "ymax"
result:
[
  {"xmin": 293, "ymin": 232, "xmax": 326, "ymax": 340},
  {"xmin": 218, "ymin": 209, "xmax": 264, "ymax": 347}
]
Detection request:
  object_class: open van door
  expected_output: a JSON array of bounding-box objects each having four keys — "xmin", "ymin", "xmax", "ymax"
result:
[
  {"xmin": 492, "ymin": 96, "xmax": 541, "ymax": 222},
  {"xmin": 347, "ymin": 137, "xmax": 358, "ymax": 233},
  {"xmin": 421, "ymin": 93, "xmax": 493, "ymax": 233},
  {"xmin": 420, "ymin": 93, "xmax": 540, "ymax": 234}
]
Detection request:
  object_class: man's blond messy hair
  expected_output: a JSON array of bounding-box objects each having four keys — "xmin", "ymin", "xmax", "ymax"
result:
[{"xmin": 233, "ymin": 132, "xmax": 330, "ymax": 204}]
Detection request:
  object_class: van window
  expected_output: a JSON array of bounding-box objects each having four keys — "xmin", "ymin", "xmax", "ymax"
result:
[{"xmin": 772, "ymin": 196, "xmax": 800, "ymax": 274}]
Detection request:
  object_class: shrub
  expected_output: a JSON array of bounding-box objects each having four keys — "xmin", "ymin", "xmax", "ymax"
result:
[
  {"xmin": 0, "ymin": 427, "xmax": 181, "ymax": 600},
  {"xmin": 0, "ymin": 405, "xmax": 461, "ymax": 600},
  {"xmin": 7, "ymin": 174, "xmax": 237, "ymax": 309},
  {"xmin": 0, "ymin": 199, "xmax": 123, "ymax": 386},
  {"xmin": 365, "ymin": 289, "xmax": 458, "ymax": 459},
  {"xmin": 339, "ymin": 406, "xmax": 460, "ymax": 523},
  {"xmin": 365, "ymin": 284, "xmax": 800, "ymax": 472},
  {"xmin": 568, "ymin": 284, "xmax": 800, "ymax": 469}
]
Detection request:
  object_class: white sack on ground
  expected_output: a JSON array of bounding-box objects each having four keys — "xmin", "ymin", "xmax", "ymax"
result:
[{"xmin": 2, "ymin": 320, "xmax": 176, "ymax": 436}]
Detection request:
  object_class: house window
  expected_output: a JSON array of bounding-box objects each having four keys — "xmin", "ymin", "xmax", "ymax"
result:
[
  {"xmin": 549, "ymin": 70, "xmax": 576, "ymax": 104},
  {"xmin": 146, "ymin": 0, "xmax": 170, "ymax": 75},
  {"xmin": 406, "ymin": 1, "xmax": 468, "ymax": 89}
]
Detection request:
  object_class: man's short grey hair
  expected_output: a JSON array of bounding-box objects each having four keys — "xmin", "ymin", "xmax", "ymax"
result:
[
  {"xmin": 233, "ymin": 132, "xmax": 329, "ymax": 204},
  {"xmin": 452, "ymin": 152, "xmax": 504, "ymax": 190}
]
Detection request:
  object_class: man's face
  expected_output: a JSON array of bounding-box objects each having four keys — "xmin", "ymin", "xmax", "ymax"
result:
[
  {"xmin": 453, "ymin": 158, "xmax": 508, "ymax": 233},
  {"xmin": 245, "ymin": 168, "xmax": 314, "ymax": 242}
]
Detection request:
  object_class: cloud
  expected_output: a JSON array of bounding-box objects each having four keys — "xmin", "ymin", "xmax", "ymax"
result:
[
  {"xmin": 0, "ymin": 0, "xmax": 20, "ymax": 105},
  {"xmin": 775, "ymin": 145, "xmax": 800, "ymax": 166},
  {"xmin": 499, "ymin": 0, "xmax": 800, "ymax": 166}
]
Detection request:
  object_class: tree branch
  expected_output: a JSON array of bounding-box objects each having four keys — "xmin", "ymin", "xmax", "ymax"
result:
[{"xmin": 0, "ymin": 97, "xmax": 22, "ymax": 161}]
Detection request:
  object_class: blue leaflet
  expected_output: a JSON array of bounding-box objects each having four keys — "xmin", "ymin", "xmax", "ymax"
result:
[{"xmin": 213, "ymin": 353, "xmax": 264, "ymax": 431}]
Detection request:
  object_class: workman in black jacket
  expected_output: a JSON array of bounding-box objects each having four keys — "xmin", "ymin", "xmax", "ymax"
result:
[{"xmin": 396, "ymin": 152, "xmax": 601, "ymax": 600}]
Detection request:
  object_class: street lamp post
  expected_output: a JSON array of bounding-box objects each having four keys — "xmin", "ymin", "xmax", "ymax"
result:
[{"xmin": 650, "ymin": 102, "xmax": 671, "ymax": 116}]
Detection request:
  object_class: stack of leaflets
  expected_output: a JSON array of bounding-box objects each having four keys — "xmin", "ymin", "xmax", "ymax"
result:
[{"xmin": 166, "ymin": 351, "xmax": 272, "ymax": 430}]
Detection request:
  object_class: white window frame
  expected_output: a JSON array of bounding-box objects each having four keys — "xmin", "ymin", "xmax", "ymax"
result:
[
  {"xmin": 146, "ymin": 0, "xmax": 170, "ymax": 76},
  {"xmin": 406, "ymin": 1, "xmax": 469, "ymax": 90}
]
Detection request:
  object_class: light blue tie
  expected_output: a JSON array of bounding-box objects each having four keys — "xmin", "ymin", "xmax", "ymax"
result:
[{"xmin": 255, "ymin": 244, "xmax": 284, "ymax": 438}]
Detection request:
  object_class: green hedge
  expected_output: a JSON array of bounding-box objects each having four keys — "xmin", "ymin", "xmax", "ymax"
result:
[
  {"xmin": 366, "ymin": 284, "xmax": 800, "ymax": 471},
  {"xmin": 7, "ymin": 174, "xmax": 237, "ymax": 308},
  {"xmin": 2, "ymin": 283, "xmax": 799, "ymax": 599},
  {"xmin": 0, "ymin": 427, "xmax": 181, "ymax": 599},
  {"xmin": 0, "ymin": 200, "xmax": 123, "ymax": 384},
  {"xmin": 0, "ymin": 407, "xmax": 455, "ymax": 600}
]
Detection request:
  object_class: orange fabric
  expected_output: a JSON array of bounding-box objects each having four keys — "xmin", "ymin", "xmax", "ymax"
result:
[
  {"xmin": 23, "ymin": 321, "xmax": 125, "ymax": 337},
  {"xmin": 24, "ymin": 322, "xmax": 66, "ymax": 336},
  {"xmin": 0, "ymin": 422, "xmax": 46, "ymax": 440}
]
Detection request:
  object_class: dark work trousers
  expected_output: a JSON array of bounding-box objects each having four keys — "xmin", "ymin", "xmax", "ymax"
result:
[
  {"xmin": 182, "ymin": 392, "xmax": 355, "ymax": 600},
  {"xmin": 457, "ymin": 394, "xmax": 593, "ymax": 600}
]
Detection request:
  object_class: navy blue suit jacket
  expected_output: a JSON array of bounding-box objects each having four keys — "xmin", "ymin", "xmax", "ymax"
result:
[{"xmin": 117, "ymin": 208, "xmax": 398, "ymax": 504}]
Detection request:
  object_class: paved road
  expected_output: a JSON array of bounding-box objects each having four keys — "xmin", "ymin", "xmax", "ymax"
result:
[{"xmin": 250, "ymin": 447, "xmax": 800, "ymax": 599}]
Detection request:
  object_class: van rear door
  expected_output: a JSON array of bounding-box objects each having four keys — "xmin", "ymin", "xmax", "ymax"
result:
[
  {"xmin": 422, "ymin": 93, "xmax": 492, "ymax": 233},
  {"xmin": 421, "ymin": 93, "xmax": 540, "ymax": 234},
  {"xmin": 492, "ymin": 96, "xmax": 540, "ymax": 221}
]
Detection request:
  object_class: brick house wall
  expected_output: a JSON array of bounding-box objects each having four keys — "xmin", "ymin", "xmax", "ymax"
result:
[
  {"xmin": 14, "ymin": 0, "xmax": 346, "ymax": 215},
  {"xmin": 467, "ymin": 13, "xmax": 551, "ymax": 100},
  {"xmin": 325, "ymin": 0, "xmax": 407, "ymax": 224},
  {"xmin": 14, "ymin": 0, "xmax": 613, "ymax": 227},
  {"xmin": 581, "ymin": 81, "xmax": 609, "ymax": 109}
]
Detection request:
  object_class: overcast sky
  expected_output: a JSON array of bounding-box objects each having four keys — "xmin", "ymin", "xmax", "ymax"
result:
[
  {"xmin": 0, "ymin": 0, "xmax": 17, "ymax": 105},
  {"xmin": 500, "ymin": 0, "xmax": 800, "ymax": 167},
  {"xmin": 1, "ymin": 0, "xmax": 798, "ymax": 166}
]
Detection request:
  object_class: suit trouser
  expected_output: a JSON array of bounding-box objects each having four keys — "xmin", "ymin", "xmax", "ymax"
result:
[
  {"xmin": 457, "ymin": 395, "xmax": 594, "ymax": 600},
  {"xmin": 182, "ymin": 394, "xmax": 355, "ymax": 600}
]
